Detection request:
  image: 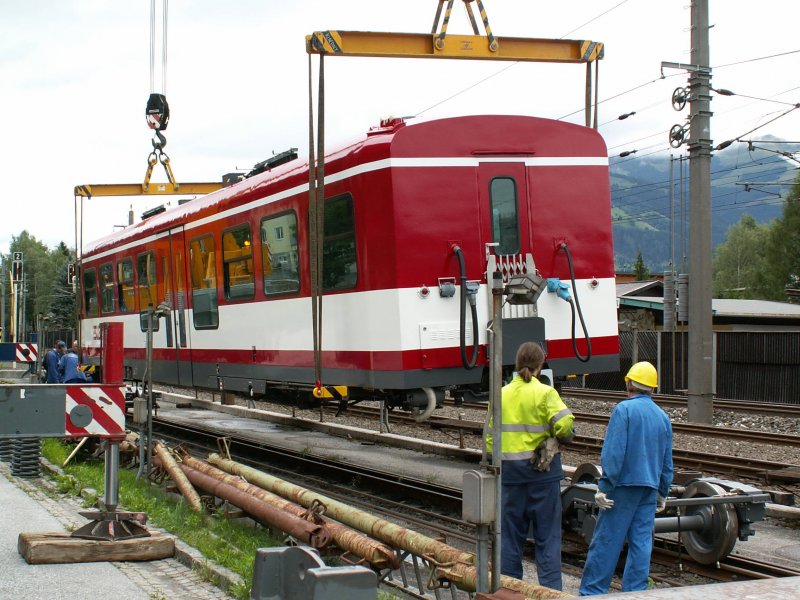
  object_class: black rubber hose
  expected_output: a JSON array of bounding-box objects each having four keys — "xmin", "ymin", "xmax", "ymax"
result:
[
  {"xmin": 453, "ymin": 246, "xmax": 479, "ymax": 369},
  {"xmin": 561, "ymin": 243, "xmax": 592, "ymax": 363}
]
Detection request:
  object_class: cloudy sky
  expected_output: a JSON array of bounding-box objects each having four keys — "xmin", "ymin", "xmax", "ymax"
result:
[{"xmin": 2, "ymin": 0, "xmax": 798, "ymax": 255}]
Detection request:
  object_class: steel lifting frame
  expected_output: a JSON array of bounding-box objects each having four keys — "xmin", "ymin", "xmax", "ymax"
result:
[{"xmin": 306, "ymin": 0, "xmax": 604, "ymax": 128}]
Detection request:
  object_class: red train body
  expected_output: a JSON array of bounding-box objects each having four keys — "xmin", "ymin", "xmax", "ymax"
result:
[{"xmin": 79, "ymin": 114, "xmax": 619, "ymax": 407}]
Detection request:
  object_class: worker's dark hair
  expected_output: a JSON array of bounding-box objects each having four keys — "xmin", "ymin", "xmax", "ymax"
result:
[
  {"xmin": 56, "ymin": 340, "xmax": 66, "ymax": 349},
  {"xmin": 515, "ymin": 342, "xmax": 545, "ymax": 383}
]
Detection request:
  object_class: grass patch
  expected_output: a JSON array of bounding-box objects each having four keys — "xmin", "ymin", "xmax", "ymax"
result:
[{"xmin": 42, "ymin": 439, "xmax": 278, "ymax": 600}]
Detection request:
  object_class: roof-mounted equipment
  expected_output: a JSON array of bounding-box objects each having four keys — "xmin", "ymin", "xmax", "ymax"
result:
[{"xmin": 246, "ymin": 148, "xmax": 299, "ymax": 178}]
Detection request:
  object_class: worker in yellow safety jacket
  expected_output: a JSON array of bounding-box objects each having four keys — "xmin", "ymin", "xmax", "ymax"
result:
[{"xmin": 485, "ymin": 341, "xmax": 574, "ymax": 591}]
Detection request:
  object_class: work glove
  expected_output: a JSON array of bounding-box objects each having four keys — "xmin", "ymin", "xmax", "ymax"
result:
[
  {"xmin": 656, "ymin": 494, "xmax": 667, "ymax": 513},
  {"xmin": 531, "ymin": 437, "xmax": 560, "ymax": 472},
  {"xmin": 594, "ymin": 491, "xmax": 614, "ymax": 510}
]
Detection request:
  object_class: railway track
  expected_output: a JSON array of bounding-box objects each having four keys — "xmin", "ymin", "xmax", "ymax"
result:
[
  {"xmin": 562, "ymin": 388, "xmax": 800, "ymax": 419},
  {"xmin": 141, "ymin": 404, "xmax": 797, "ymax": 587},
  {"xmin": 327, "ymin": 404, "xmax": 800, "ymax": 484},
  {"xmin": 147, "ymin": 415, "xmax": 474, "ymax": 599}
]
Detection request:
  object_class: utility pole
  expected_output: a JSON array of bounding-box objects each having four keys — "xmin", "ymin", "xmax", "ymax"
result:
[{"xmin": 687, "ymin": 0, "xmax": 714, "ymax": 423}]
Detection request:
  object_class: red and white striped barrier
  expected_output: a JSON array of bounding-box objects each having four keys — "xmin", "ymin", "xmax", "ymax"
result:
[
  {"xmin": 65, "ymin": 385, "xmax": 126, "ymax": 439},
  {"xmin": 15, "ymin": 343, "xmax": 38, "ymax": 363}
]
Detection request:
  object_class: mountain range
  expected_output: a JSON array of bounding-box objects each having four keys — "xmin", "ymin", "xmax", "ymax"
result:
[{"xmin": 609, "ymin": 137, "xmax": 800, "ymax": 273}]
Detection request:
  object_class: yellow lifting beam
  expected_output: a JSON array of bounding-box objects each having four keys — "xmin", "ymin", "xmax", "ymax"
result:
[
  {"xmin": 74, "ymin": 181, "xmax": 223, "ymax": 198},
  {"xmin": 306, "ymin": 30, "xmax": 603, "ymax": 64},
  {"xmin": 306, "ymin": 0, "xmax": 603, "ymax": 127}
]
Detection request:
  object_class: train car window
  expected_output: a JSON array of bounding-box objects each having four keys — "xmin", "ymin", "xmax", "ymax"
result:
[
  {"xmin": 261, "ymin": 211, "xmax": 300, "ymax": 296},
  {"xmin": 99, "ymin": 263, "xmax": 115, "ymax": 314},
  {"xmin": 222, "ymin": 226, "xmax": 254, "ymax": 301},
  {"xmin": 323, "ymin": 194, "xmax": 357, "ymax": 291},
  {"xmin": 117, "ymin": 259, "xmax": 135, "ymax": 313},
  {"xmin": 189, "ymin": 235, "xmax": 219, "ymax": 329},
  {"xmin": 489, "ymin": 177, "xmax": 520, "ymax": 255},
  {"xmin": 137, "ymin": 252, "xmax": 160, "ymax": 332},
  {"xmin": 82, "ymin": 267, "xmax": 99, "ymax": 318}
]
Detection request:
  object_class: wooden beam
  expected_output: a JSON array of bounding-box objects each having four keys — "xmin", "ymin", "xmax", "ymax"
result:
[{"xmin": 18, "ymin": 532, "xmax": 175, "ymax": 564}]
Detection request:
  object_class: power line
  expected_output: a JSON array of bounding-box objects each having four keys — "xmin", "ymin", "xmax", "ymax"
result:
[
  {"xmin": 559, "ymin": 0, "xmax": 632, "ymax": 38},
  {"xmin": 713, "ymin": 48, "xmax": 800, "ymax": 70}
]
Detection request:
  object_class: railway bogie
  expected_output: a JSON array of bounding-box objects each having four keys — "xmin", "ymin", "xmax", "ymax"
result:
[{"xmin": 78, "ymin": 114, "xmax": 620, "ymax": 409}]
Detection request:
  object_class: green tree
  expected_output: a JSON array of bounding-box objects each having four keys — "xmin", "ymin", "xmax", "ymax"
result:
[
  {"xmin": 633, "ymin": 249, "xmax": 650, "ymax": 281},
  {"xmin": 46, "ymin": 259, "xmax": 77, "ymax": 329},
  {"xmin": 2, "ymin": 233, "xmax": 75, "ymax": 339},
  {"xmin": 712, "ymin": 214, "xmax": 770, "ymax": 299},
  {"xmin": 756, "ymin": 174, "xmax": 800, "ymax": 302}
]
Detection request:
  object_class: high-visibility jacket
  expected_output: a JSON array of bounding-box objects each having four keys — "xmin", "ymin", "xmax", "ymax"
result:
[{"xmin": 486, "ymin": 375, "xmax": 574, "ymax": 484}]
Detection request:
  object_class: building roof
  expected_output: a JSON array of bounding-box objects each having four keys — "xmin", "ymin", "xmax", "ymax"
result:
[
  {"xmin": 617, "ymin": 293, "xmax": 800, "ymax": 319},
  {"xmin": 617, "ymin": 280, "xmax": 664, "ymax": 297}
]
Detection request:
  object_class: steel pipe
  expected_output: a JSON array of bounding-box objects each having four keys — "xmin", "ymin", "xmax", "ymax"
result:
[
  {"xmin": 181, "ymin": 455, "xmax": 398, "ymax": 569},
  {"xmin": 179, "ymin": 464, "xmax": 332, "ymax": 549},
  {"xmin": 438, "ymin": 562, "xmax": 571, "ymax": 599},
  {"xmin": 154, "ymin": 442, "xmax": 203, "ymax": 513},
  {"xmin": 208, "ymin": 454, "xmax": 474, "ymax": 566}
]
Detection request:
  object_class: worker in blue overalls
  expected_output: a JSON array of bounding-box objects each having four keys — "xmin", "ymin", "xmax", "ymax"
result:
[
  {"xmin": 486, "ymin": 341, "xmax": 574, "ymax": 591},
  {"xmin": 58, "ymin": 343, "xmax": 92, "ymax": 384},
  {"xmin": 42, "ymin": 340, "xmax": 66, "ymax": 383},
  {"xmin": 579, "ymin": 361, "xmax": 674, "ymax": 595}
]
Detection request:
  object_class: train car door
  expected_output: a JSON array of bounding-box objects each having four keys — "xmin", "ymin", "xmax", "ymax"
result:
[
  {"xmin": 477, "ymin": 161, "xmax": 542, "ymax": 362},
  {"xmin": 477, "ymin": 161, "xmax": 530, "ymax": 260},
  {"xmin": 165, "ymin": 226, "xmax": 192, "ymax": 385}
]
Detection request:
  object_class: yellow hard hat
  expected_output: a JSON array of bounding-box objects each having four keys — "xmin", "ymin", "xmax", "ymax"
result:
[{"xmin": 625, "ymin": 361, "xmax": 658, "ymax": 388}]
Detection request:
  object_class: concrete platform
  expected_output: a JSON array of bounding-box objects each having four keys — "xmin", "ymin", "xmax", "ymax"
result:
[
  {"xmin": 590, "ymin": 576, "xmax": 800, "ymax": 598},
  {"xmin": 0, "ymin": 468, "xmax": 151, "ymax": 600}
]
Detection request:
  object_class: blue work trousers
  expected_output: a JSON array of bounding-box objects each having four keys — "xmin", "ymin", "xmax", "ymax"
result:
[
  {"xmin": 579, "ymin": 485, "xmax": 657, "ymax": 595},
  {"xmin": 501, "ymin": 479, "xmax": 562, "ymax": 590}
]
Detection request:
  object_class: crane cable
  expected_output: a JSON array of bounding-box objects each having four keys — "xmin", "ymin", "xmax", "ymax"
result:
[
  {"xmin": 144, "ymin": 0, "xmax": 175, "ymax": 189},
  {"xmin": 149, "ymin": 0, "xmax": 168, "ymax": 96},
  {"xmin": 308, "ymin": 53, "xmax": 326, "ymax": 418}
]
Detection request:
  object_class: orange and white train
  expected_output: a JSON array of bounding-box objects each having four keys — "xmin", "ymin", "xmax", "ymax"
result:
[{"xmin": 78, "ymin": 114, "xmax": 619, "ymax": 409}]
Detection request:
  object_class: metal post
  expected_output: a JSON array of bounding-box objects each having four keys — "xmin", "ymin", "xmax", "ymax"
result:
[
  {"xmin": 490, "ymin": 282, "xmax": 503, "ymax": 592},
  {"xmin": 476, "ymin": 523, "xmax": 490, "ymax": 592},
  {"xmin": 1, "ymin": 279, "xmax": 5, "ymax": 343},
  {"xmin": 21, "ymin": 272, "xmax": 26, "ymax": 341},
  {"xmin": 146, "ymin": 308, "xmax": 155, "ymax": 480},
  {"xmin": 103, "ymin": 441, "xmax": 120, "ymax": 511},
  {"xmin": 687, "ymin": 0, "xmax": 714, "ymax": 423}
]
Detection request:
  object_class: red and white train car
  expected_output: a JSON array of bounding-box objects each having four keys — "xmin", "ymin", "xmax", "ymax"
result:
[{"xmin": 78, "ymin": 114, "xmax": 619, "ymax": 408}]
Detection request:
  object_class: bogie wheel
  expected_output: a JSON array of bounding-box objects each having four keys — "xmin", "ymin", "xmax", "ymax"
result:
[{"xmin": 681, "ymin": 480, "xmax": 738, "ymax": 564}]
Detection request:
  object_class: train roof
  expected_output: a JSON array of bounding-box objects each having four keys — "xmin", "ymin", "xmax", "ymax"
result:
[{"xmin": 82, "ymin": 114, "xmax": 607, "ymax": 258}]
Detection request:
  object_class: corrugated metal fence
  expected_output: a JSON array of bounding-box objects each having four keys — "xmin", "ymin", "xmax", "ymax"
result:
[{"xmin": 567, "ymin": 331, "xmax": 799, "ymax": 405}]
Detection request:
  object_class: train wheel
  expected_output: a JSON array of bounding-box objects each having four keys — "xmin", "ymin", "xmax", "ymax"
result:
[
  {"xmin": 681, "ymin": 480, "xmax": 738, "ymax": 564},
  {"xmin": 571, "ymin": 462, "xmax": 603, "ymax": 484}
]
